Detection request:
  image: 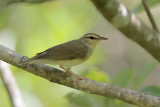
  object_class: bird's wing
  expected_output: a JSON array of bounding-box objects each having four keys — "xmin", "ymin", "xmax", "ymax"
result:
[{"xmin": 29, "ymin": 40, "xmax": 88, "ymax": 61}]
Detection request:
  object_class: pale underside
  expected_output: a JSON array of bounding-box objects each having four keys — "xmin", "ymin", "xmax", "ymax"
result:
[{"xmin": 29, "ymin": 58, "xmax": 89, "ymax": 68}]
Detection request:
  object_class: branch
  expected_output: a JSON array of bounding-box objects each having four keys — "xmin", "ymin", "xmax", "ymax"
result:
[
  {"xmin": 0, "ymin": 0, "xmax": 51, "ymax": 11},
  {"xmin": 142, "ymin": 0, "xmax": 159, "ymax": 32},
  {"xmin": 0, "ymin": 60, "xmax": 26, "ymax": 107},
  {"xmin": 91, "ymin": 0, "xmax": 160, "ymax": 62},
  {"xmin": 4, "ymin": 0, "xmax": 52, "ymax": 5},
  {"xmin": 0, "ymin": 45, "xmax": 160, "ymax": 107}
]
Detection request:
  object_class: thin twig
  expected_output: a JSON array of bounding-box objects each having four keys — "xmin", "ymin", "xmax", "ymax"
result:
[
  {"xmin": 0, "ymin": 60, "xmax": 26, "ymax": 107},
  {"xmin": 142, "ymin": 0, "xmax": 159, "ymax": 32}
]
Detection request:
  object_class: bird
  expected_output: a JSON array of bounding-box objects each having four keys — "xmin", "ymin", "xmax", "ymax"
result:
[{"xmin": 21, "ymin": 33, "xmax": 108, "ymax": 80}]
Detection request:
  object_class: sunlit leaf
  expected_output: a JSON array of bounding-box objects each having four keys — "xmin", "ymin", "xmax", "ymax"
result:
[
  {"xmin": 0, "ymin": 10, "xmax": 7, "ymax": 30},
  {"xmin": 82, "ymin": 68, "xmax": 110, "ymax": 83},
  {"xmin": 0, "ymin": 83, "xmax": 12, "ymax": 107}
]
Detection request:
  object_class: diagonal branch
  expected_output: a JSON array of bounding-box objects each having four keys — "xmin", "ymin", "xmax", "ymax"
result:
[
  {"xmin": 6, "ymin": 0, "xmax": 52, "ymax": 5},
  {"xmin": 142, "ymin": 0, "xmax": 159, "ymax": 32},
  {"xmin": 91, "ymin": 0, "xmax": 160, "ymax": 62},
  {"xmin": 0, "ymin": 44, "xmax": 160, "ymax": 107}
]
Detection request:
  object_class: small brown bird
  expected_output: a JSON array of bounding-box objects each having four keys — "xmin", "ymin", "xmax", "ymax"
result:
[{"xmin": 21, "ymin": 33, "xmax": 108, "ymax": 80}]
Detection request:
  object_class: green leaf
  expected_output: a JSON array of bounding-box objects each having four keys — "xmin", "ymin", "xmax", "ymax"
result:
[
  {"xmin": 66, "ymin": 92, "xmax": 106, "ymax": 107},
  {"xmin": 112, "ymin": 68, "xmax": 135, "ymax": 87},
  {"xmin": 0, "ymin": 10, "xmax": 7, "ymax": 30},
  {"xmin": 132, "ymin": 62, "xmax": 157, "ymax": 89},
  {"xmin": 132, "ymin": 0, "xmax": 160, "ymax": 13},
  {"xmin": 66, "ymin": 92, "xmax": 92, "ymax": 107},
  {"xmin": 82, "ymin": 68, "xmax": 110, "ymax": 83},
  {"xmin": 141, "ymin": 86, "xmax": 160, "ymax": 97}
]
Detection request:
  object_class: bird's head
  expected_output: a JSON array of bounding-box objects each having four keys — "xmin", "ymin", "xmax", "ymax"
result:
[{"xmin": 81, "ymin": 33, "xmax": 108, "ymax": 46}]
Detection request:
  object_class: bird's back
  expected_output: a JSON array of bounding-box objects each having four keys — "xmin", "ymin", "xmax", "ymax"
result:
[
  {"xmin": 41, "ymin": 40, "xmax": 89, "ymax": 60},
  {"xmin": 23, "ymin": 39, "xmax": 91, "ymax": 64}
]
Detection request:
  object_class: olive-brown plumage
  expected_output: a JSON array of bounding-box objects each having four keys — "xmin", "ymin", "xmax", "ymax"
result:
[
  {"xmin": 31, "ymin": 40, "xmax": 88, "ymax": 60},
  {"xmin": 21, "ymin": 33, "xmax": 108, "ymax": 80}
]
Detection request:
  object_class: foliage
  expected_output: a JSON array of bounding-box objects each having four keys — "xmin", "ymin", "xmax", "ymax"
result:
[
  {"xmin": 0, "ymin": 0, "xmax": 160, "ymax": 107},
  {"xmin": 141, "ymin": 86, "xmax": 160, "ymax": 97}
]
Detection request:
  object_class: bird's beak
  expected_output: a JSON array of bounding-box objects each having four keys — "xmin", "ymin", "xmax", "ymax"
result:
[{"xmin": 99, "ymin": 36, "xmax": 108, "ymax": 40}]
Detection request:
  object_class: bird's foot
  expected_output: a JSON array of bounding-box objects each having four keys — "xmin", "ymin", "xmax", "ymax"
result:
[
  {"xmin": 60, "ymin": 66, "xmax": 88, "ymax": 83},
  {"xmin": 74, "ymin": 73, "xmax": 88, "ymax": 80},
  {"xmin": 72, "ymin": 73, "xmax": 88, "ymax": 85},
  {"xmin": 60, "ymin": 66, "xmax": 72, "ymax": 73}
]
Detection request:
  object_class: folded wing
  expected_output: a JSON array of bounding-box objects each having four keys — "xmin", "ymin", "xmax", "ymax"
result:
[{"xmin": 23, "ymin": 40, "xmax": 88, "ymax": 63}]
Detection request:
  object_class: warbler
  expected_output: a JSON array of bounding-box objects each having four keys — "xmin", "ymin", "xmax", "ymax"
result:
[{"xmin": 21, "ymin": 33, "xmax": 108, "ymax": 80}]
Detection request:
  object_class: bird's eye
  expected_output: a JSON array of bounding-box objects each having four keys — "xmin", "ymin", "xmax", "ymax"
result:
[{"xmin": 89, "ymin": 36, "xmax": 94, "ymax": 39}]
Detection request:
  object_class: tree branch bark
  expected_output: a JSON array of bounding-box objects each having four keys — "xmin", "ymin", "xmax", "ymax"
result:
[
  {"xmin": 0, "ymin": 60, "xmax": 26, "ymax": 107},
  {"xmin": 0, "ymin": 44, "xmax": 160, "ymax": 107},
  {"xmin": 91, "ymin": 0, "xmax": 160, "ymax": 62},
  {"xmin": 4, "ymin": 0, "xmax": 51, "ymax": 5}
]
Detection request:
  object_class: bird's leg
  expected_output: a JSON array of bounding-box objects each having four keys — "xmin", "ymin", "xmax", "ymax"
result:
[
  {"xmin": 60, "ymin": 66, "xmax": 72, "ymax": 73},
  {"xmin": 67, "ymin": 67, "xmax": 88, "ymax": 80},
  {"xmin": 59, "ymin": 66, "xmax": 88, "ymax": 80}
]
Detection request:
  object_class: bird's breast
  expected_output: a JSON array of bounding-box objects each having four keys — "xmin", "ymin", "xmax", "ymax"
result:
[
  {"xmin": 56, "ymin": 58, "xmax": 87, "ymax": 67},
  {"xmin": 48, "ymin": 49, "xmax": 93, "ymax": 67}
]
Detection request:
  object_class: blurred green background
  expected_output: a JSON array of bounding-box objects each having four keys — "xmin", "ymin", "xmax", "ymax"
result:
[{"xmin": 0, "ymin": 0, "xmax": 160, "ymax": 107}]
